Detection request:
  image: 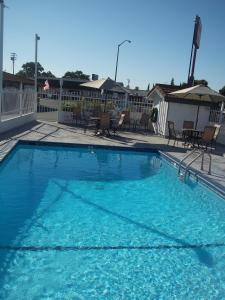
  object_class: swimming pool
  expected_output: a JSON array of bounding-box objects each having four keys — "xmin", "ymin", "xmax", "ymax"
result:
[{"xmin": 0, "ymin": 143, "xmax": 225, "ymax": 299}]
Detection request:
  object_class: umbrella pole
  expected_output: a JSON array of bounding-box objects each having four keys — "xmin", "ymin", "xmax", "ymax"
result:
[{"xmin": 195, "ymin": 105, "xmax": 200, "ymax": 129}]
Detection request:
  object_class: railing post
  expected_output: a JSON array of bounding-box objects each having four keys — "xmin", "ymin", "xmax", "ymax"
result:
[
  {"xmin": 58, "ymin": 78, "xmax": 63, "ymax": 122},
  {"xmin": 0, "ymin": 0, "xmax": 4, "ymax": 123},
  {"xmin": 219, "ymin": 101, "xmax": 224, "ymax": 124},
  {"xmin": 19, "ymin": 81, "xmax": 23, "ymax": 116}
]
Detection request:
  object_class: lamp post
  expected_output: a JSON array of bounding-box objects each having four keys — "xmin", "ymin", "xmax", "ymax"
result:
[
  {"xmin": 10, "ymin": 52, "xmax": 17, "ymax": 74},
  {"xmin": 0, "ymin": 0, "xmax": 4, "ymax": 122},
  {"xmin": 35, "ymin": 33, "xmax": 40, "ymax": 112},
  {"xmin": 114, "ymin": 39, "xmax": 131, "ymax": 82}
]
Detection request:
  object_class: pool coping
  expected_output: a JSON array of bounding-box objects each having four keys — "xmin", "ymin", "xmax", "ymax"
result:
[{"xmin": 1, "ymin": 139, "xmax": 225, "ymax": 199}]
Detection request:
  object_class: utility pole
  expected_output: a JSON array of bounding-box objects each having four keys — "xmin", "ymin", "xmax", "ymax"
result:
[
  {"xmin": 0, "ymin": 0, "xmax": 4, "ymax": 122},
  {"xmin": 10, "ymin": 52, "xmax": 17, "ymax": 74},
  {"xmin": 187, "ymin": 15, "xmax": 202, "ymax": 86}
]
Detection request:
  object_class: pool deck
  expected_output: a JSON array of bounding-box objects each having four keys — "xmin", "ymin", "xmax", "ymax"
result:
[{"xmin": 1, "ymin": 121, "xmax": 225, "ymax": 196}]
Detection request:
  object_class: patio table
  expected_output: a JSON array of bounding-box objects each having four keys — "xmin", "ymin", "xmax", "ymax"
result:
[
  {"xmin": 90, "ymin": 117, "xmax": 117, "ymax": 136},
  {"xmin": 182, "ymin": 129, "xmax": 202, "ymax": 147}
]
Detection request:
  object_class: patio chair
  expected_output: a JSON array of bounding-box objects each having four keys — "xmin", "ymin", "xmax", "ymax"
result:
[
  {"xmin": 183, "ymin": 120, "xmax": 194, "ymax": 129},
  {"xmin": 111, "ymin": 113, "xmax": 125, "ymax": 135},
  {"xmin": 167, "ymin": 121, "xmax": 182, "ymax": 146},
  {"xmin": 122, "ymin": 111, "xmax": 131, "ymax": 129},
  {"xmin": 182, "ymin": 121, "xmax": 194, "ymax": 145},
  {"xmin": 197, "ymin": 126, "xmax": 216, "ymax": 150},
  {"xmin": 98, "ymin": 113, "xmax": 110, "ymax": 136},
  {"xmin": 82, "ymin": 112, "xmax": 96, "ymax": 133},
  {"xmin": 212, "ymin": 124, "xmax": 221, "ymax": 149},
  {"xmin": 139, "ymin": 113, "xmax": 150, "ymax": 131},
  {"xmin": 72, "ymin": 107, "xmax": 82, "ymax": 125}
]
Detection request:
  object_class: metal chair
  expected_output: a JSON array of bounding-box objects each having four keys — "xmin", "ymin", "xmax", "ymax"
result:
[
  {"xmin": 139, "ymin": 113, "xmax": 150, "ymax": 131},
  {"xmin": 197, "ymin": 126, "xmax": 216, "ymax": 150},
  {"xmin": 183, "ymin": 120, "xmax": 194, "ymax": 129},
  {"xmin": 167, "ymin": 121, "xmax": 181, "ymax": 146},
  {"xmin": 111, "ymin": 113, "xmax": 125, "ymax": 135},
  {"xmin": 72, "ymin": 107, "xmax": 82, "ymax": 125},
  {"xmin": 122, "ymin": 110, "xmax": 131, "ymax": 129},
  {"xmin": 212, "ymin": 124, "xmax": 221, "ymax": 149},
  {"xmin": 98, "ymin": 113, "xmax": 110, "ymax": 136}
]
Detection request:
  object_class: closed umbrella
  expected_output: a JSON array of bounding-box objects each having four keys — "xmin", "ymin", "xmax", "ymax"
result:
[{"xmin": 169, "ymin": 84, "xmax": 225, "ymax": 128}]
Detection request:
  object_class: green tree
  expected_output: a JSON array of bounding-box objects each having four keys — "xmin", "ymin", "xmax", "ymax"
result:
[
  {"xmin": 63, "ymin": 70, "xmax": 89, "ymax": 80},
  {"xmin": 194, "ymin": 79, "xmax": 208, "ymax": 86},
  {"xmin": 41, "ymin": 71, "xmax": 56, "ymax": 78},
  {"xmin": 16, "ymin": 62, "xmax": 44, "ymax": 78},
  {"xmin": 147, "ymin": 83, "xmax": 150, "ymax": 91},
  {"xmin": 170, "ymin": 78, "xmax": 175, "ymax": 85},
  {"xmin": 180, "ymin": 79, "xmax": 208, "ymax": 88},
  {"xmin": 219, "ymin": 86, "xmax": 225, "ymax": 96}
]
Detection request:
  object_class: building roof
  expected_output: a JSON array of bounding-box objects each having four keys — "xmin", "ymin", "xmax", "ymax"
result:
[
  {"xmin": 147, "ymin": 83, "xmax": 184, "ymax": 97},
  {"xmin": 80, "ymin": 78, "xmax": 127, "ymax": 94},
  {"xmin": 3, "ymin": 72, "xmax": 34, "ymax": 85},
  {"xmin": 127, "ymin": 88, "xmax": 148, "ymax": 97}
]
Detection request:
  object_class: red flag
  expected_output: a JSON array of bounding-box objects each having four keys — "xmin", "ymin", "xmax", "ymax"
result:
[{"xmin": 43, "ymin": 80, "xmax": 50, "ymax": 90}]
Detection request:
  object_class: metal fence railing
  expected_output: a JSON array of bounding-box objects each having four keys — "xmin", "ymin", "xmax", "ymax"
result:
[
  {"xmin": 209, "ymin": 109, "xmax": 225, "ymax": 123},
  {"xmin": 37, "ymin": 89, "xmax": 153, "ymax": 123},
  {"xmin": 1, "ymin": 89, "xmax": 35, "ymax": 121}
]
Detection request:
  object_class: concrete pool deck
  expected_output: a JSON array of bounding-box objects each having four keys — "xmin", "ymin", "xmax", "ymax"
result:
[{"xmin": 1, "ymin": 120, "xmax": 225, "ymax": 195}]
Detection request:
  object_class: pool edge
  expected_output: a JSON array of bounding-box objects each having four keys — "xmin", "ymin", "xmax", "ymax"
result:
[{"xmin": 2, "ymin": 139, "xmax": 225, "ymax": 199}]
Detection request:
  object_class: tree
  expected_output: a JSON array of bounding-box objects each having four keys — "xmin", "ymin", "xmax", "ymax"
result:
[
  {"xmin": 146, "ymin": 83, "xmax": 150, "ymax": 91},
  {"xmin": 40, "ymin": 71, "xmax": 56, "ymax": 78},
  {"xmin": 219, "ymin": 86, "xmax": 225, "ymax": 96},
  {"xmin": 63, "ymin": 70, "xmax": 89, "ymax": 80},
  {"xmin": 180, "ymin": 79, "xmax": 208, "ymax": 88},
  {"xmin": 170, "ymin": 78, "xmax": 175, "ymax": 86},
  {"xmin": 16, "ymin": 62, "xmax": 44, "ymax": 78},
  {"xmin": 194, "ymin": 79, "xmax": 208, "ymax": 86}
]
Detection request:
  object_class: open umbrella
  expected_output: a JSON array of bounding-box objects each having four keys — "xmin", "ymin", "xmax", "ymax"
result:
[{"xmin": 169, "ymin": 84, "xmax": 225, "ymax": 128}]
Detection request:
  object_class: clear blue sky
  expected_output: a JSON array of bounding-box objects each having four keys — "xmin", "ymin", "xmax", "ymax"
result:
[{"xmin": 3, "ymin": 0, "xmax": 225, "ymax": 90}]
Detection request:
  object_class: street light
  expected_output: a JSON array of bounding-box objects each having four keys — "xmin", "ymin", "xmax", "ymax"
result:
[
  {"xmin": 10, "ymin": 52, "xmax": 17, "ymax": 74},
  {"xmin": 114, "ymin": 39, "xmax": 131, "ymax": 82}
]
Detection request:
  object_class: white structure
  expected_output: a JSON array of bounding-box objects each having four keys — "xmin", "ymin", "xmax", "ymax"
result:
[{"xmin": 147, "ymin": 84, "xmax": 223, "ymax": 137}]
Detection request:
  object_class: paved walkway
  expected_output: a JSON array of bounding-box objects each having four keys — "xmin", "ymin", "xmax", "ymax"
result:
[{"xmin": 1, "ymin": 121, "xmax": 225, "ymax": 195}]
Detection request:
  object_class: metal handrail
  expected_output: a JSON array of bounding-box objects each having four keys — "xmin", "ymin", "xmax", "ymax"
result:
[
  {"xmin": 178, "ymin": 148, "xmax": 212, "ymax": 181},
  {"xmin": 183, "ymin": 152, "xmax": 204, "ymax": 179},
  {"xmin": 178, "ymin": 149, "xmax": 201, "ymax": 175}
]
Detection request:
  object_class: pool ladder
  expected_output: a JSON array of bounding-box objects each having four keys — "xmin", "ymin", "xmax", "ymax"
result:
[{"xmin": 178, "ymin": 149, "xmax": 212, "ymax": 182}]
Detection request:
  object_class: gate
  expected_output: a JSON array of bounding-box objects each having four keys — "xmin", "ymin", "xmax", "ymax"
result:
[{"xmin": 37, "ymin": 89, "xmax": 60, "ymax": 122}]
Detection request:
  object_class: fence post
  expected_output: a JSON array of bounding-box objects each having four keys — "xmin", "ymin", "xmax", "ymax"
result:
[
  {"xmin": 0, "ymin": 0, "xmax": 4, "ymax": 123},
  {"xmin": 58, "ymin": 78, "xmax": 63, "ymax": 122},
  {"xmin": 19, "ymin": 81, "xmax": 23, "ymax": 116},
  {"xmin": 219, "ymin": 101, "xmax": 224, "ymax": 124}
]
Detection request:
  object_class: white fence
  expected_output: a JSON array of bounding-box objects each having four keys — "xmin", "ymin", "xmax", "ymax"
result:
[{"xmin": 1, "ymin": 89, "xmax": 36, "ymax": 121}]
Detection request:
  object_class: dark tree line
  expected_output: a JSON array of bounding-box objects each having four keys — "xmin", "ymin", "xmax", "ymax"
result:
[{"xmin": 16, "ymin": 62, "xmax": 89, "ymax": 80}]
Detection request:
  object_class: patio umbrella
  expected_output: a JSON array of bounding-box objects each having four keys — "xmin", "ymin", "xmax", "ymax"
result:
[{"xmin": 169, "ymin": 84, "xmax": 225, "ymax": 128}]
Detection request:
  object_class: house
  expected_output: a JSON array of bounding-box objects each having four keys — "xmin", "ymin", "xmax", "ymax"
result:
[
  {"xmin": 147, "ymin": 83, "xmax": 220, "ymax": 136},
  {"xmin": 3, "ymin": 72, "xmax": 34, "ymax": 89}
]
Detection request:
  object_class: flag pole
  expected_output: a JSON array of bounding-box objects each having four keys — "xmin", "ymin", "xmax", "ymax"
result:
[
  {"xmin": 34, "ymin": 33, "xmax": 40, "ymax": 112},
  {"xmin": 0, "ymin": 0, "xmax": 4, "ymax": 122}
]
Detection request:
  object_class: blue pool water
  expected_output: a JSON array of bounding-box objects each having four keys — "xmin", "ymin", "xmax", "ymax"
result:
[{"xmin": 0, "ymin": 144, "xmax": 225, "ymax": 299}]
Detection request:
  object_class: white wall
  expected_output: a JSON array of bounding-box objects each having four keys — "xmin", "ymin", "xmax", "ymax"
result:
[
  {"xmin": 166, "ymin": 102, "xmax": 210, "ymax": 135},
  {"xmin": 150, "ymin": 89, "xmax": 168, "ymax": 136},
  {"xmin": 0, "ymin": 113, "xmax": 36, "ymax": 134}
]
